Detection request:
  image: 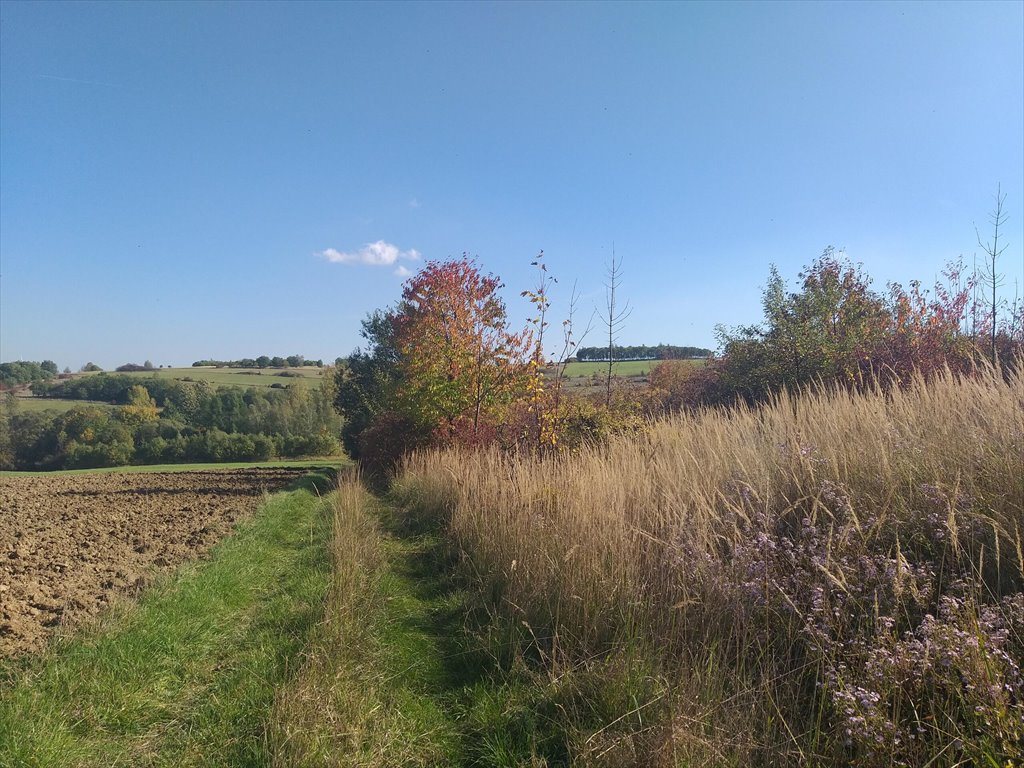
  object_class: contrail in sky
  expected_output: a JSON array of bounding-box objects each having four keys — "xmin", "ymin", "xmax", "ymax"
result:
[{"xmin": 38, "ymin": 74, "xmax": 124, "ymax": 89}]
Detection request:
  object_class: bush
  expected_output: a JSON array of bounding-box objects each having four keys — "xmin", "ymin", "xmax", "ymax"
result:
[{"xmin": 358, "ymin": 412, "xmax": 429, "ymax": 479}]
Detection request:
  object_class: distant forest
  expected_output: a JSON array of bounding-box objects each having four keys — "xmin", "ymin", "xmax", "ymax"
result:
[
  {"xmin": 574, "ymin": 344, "xmax": 712, "ymax": 362},
  {"xmin": 0, "ymin": 360, "xmax": 58, "ymax": 387},
  {"xmin": 1, "ymin": 373, "xmax": 341, "ymax": 470},
  {"xmin": 192, "ymin": 355, "xmax": 324, "ymax": 369}
]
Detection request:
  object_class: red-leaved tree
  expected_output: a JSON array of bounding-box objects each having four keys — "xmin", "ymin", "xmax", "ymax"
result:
[{"xmin": 394, "ymin": 257, "xmax": 531, "ymax": 440}]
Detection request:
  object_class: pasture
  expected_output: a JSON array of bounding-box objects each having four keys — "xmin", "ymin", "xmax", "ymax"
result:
[
  {"xmin": 81, "ymin": 365, "xmax": 327, "ymax": 390},
  {"xmin": 7, "ymin": 396, "xmax": 114, "ymax": 414},
  {"xmin": 558, "ymin": 358, "xmax": 706, "ymax": 378}
]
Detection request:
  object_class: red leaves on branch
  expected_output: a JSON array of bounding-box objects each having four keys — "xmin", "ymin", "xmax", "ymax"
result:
[{"xmin": 393, "ymin": 257, "xmax": 531, "ymax": 436}]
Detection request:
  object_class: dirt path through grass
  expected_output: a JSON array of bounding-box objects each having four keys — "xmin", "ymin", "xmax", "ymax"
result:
[{"xmin": 3, "ymin": 474, "xmax": 574, "ymax": 767}]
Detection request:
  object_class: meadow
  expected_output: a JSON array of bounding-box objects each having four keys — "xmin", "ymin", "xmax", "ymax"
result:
[
  {"xmin": 558, "ymin": 360, "xmax": 656, "ymax": 377},
  {"xmin": 82, "ymin": 365, "xmax": 327, "ymax": 390},
  {"xmin": 7, "ymin": 396, "xmax": 114, "ymax": 414},
  {"xmin": 558, "ymin": 359, "xmax": 706, "ymax": 379}
]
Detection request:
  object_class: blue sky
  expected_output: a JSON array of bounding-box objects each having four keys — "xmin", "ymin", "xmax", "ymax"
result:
[{"xmin": 1, "ymin": 0, "xmax": 1022, "ymax": 369}]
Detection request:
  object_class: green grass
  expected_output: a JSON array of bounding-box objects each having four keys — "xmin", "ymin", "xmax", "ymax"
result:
[
  {"xmin": 0, "ymin": 467, "xmax": 337, "ymax": 768},
  {"xmin": 0, "ymin": 458, "xmax": 345, "ymax": 478},
  {"xmin": 270, "ymin": 484, "xmax": 468, "ymax": 766},
  {"xmin": 82, "ymin": 366, "xmax": 326, "ymax": 390},
  {"xmin": 6, "ymin": 397, "xmax": 115, "ymax": 414},
  {"xmin": 558, "ymin": 359, "xmax": 704, "ymax": 378}
]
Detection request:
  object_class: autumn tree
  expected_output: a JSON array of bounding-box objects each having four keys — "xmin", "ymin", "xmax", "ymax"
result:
[
  {"xmin": 394, "ymin": 257, "xmax": 529, "ymax": 437},
  {"xmin": 881, "ymin": 260, "xmax": 974, "ymax": 383},
  {"xmin": 716, "ymin": 250, "xmax": 890, "ymax": 401},
  {"xmin": 119, "ymin": 385, "xmax": 159, "ymax": 427},
  {"xmin": 521, "ymin": 252, "xmax": 596, "ymax": 448}
]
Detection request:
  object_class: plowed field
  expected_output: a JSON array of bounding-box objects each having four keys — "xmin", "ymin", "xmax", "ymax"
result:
[{"xmin": 0, "ymin": 468, "xmax": 309, "ymax": 657}]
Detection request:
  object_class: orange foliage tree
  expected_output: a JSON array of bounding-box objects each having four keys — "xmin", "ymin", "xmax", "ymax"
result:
[{"xmin": 393, "ymin": 257, "xmax": 531, "ymax": 440}]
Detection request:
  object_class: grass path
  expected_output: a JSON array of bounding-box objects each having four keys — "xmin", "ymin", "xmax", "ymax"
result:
[
  {"xmin": 0, "ymin": 469, "xmax": 337, "ymax": 767},
  {"xmin": 2, "ymin": 474, "xmax": 590, "ymax": 767},
  {"xmin": 347, "ymin": 503, "xmax": 570, "ymax": 767},
  {"xmin": 272, "ymin": 483, "xmax": 574, "ymax": 768},
  {"xmin": 350, "ymin": 495, "xmax": 664, "ymax": 768}
]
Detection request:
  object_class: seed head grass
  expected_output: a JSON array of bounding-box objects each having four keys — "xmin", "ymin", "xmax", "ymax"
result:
[{"xmin": 394, "ymin": 366, "xmax": 1024, "ymax": 766}]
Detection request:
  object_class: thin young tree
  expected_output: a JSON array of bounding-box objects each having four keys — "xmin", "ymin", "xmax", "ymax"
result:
[
  {"xmin": 551, "ymin": 281, "xmax": 595, "ymax": 414},
  {"xmin": 600, "ymin": 246, "xmax": 632, "ymax": 407},
  {"xmin": 523, "ymin": 252, "xmax": 554, "ymax": 447},
  {"xmin": 976, "ymin": 184, "xmax": 1009, "ymax": 364}
]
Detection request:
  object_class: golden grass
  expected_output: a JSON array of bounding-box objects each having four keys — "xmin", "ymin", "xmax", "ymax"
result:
[
  {"xmin": 269, "ymin": 473, "xmax": 388, "ymax": 767},
  {"xmin": 394, "ymin": 366, "xmax": 1024, "ymax": 765}
]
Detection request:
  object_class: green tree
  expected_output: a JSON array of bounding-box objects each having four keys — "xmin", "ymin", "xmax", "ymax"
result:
[
  {"xmin": 0, "ymin": 394, "xmax": 16, "ymax": 468},
  {"xmin": 717, "ymin": 250, "xmax": 889, "ymax": 401},
  {"xmin": 334, "ymin": 309, "xmax": 404, "ymax": 458}
]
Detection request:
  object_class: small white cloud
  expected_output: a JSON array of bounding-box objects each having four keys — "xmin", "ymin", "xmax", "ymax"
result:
[
  {"xmin": 409, "ymin": 198, "xmax": 421, "ymax": 209},
  {"xmin": 318, "ymin": 240, "xmax": 421, "ymax": 267},
  {"xmin": 394, "ymin": 265, "xmax": 414, "ymax": 278}
]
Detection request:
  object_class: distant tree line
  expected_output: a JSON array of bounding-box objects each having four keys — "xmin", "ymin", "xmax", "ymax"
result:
[
  {"xmin": 574, "ymin": 344, "xmax": 712, "ymax": 362},
  {"xmin": 1, "ymin": 373, "xmax": 342, "ymax": 470},
  {"xmin": 115, "ymin": 360, "xmax": 156, "ymax": 372},
  {"xmin": 192, "ymin": 355, "xmax": 324, "ymax": 369},
  {"xmin": 0, "ymin": 360, "xmax": 58, "ymax": 388}
]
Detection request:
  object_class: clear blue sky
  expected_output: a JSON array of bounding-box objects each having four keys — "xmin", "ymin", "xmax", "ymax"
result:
[{"xmin": 2, "ymin": 0, "xmax": 1022, "ymax": 369}]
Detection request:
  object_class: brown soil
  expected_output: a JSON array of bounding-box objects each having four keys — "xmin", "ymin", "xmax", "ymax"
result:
[{"xmin": 0, "ymin": 467, "xmax": 309, "ymax": 657}]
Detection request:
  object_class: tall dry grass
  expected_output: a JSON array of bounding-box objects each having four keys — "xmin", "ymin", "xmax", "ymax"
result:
[
  {"xmin": 270, "ymin": 473, "xmax": 390, "ymax": 767},
  {"xmin": 394, "ymin": 367, "xmax": 1024, "ymax": 766}
]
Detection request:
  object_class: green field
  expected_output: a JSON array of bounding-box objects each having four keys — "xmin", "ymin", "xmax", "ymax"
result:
[
  {"xmin": 560, "ymin": 360, "xmax": 652, "ymax": 377},
  {"xmin": 82, "ymin": 366, "xmax": 327, "ymax": 390},
  {"xmin": 558, "ymin": 358, "xmax": 705, "ymax": 378},
  {"xmin": 7, "ymin": 397, "xmax": 115, "ymax": 414}
]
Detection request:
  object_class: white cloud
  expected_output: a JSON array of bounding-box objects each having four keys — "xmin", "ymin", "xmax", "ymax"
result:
[
  {"xmin": 409, "ymin": 198, "xmax": 421, "ymax": 209},
  {"xmin": 393, "ymin": 265, "xmax": 414, "ymax": 278},
  {"xmin": 318, "ymin": 240, "xmax": 421, "ymax": 267}
]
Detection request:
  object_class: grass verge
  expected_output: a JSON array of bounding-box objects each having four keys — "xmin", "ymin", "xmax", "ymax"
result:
[{"xmin": 0, "ymin": 467, "xmax": 337, "ymax": 767}]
